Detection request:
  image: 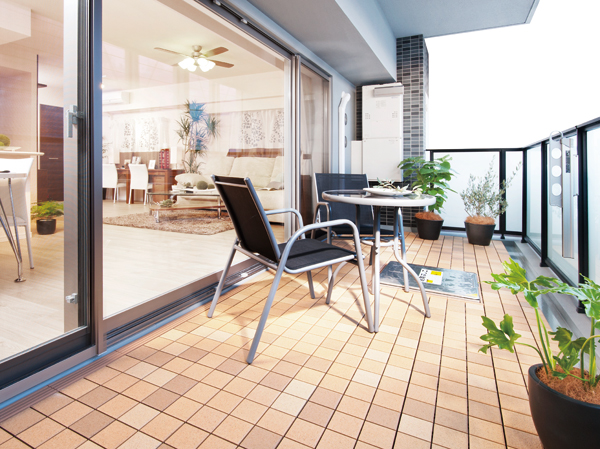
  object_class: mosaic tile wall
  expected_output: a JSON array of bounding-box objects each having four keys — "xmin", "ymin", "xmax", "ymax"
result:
[{"xmin": 356, "ymin": 35, "xmax": 429, "ymax": 227}]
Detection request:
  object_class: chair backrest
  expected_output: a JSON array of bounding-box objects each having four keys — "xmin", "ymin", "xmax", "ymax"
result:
[
  {"xmin": 0, "ymin": 158, "xmax": 34, "ymax": 221},
  {"xmin": 102, "ymin": 164, "xmax": 118, "ymax": 189},
  {"xmin": 314, "ymin": 173, "xmax": 374, "ymax": 232},
  {"xmin": 213, "ymin": 175, "xmax": 280, "ymax": 263},
  {"xmin": 129, "ymin": 164, "xmax": 149, "ymax": 190}
]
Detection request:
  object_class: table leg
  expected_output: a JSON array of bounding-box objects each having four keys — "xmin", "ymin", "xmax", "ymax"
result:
[
  {"xmin": 0, "ymin": 180, "xmax": 25, "ymax": 282},
  {"xmin": 372, "ymin": 206, "xmax": 381, "ymax": 332},
  {"xmin": 391, "ymin": 207, "xmax": 431, "ymax": 318},
  {"xmin": 218, "ymin": 197, "xmax": 221, "ymax": 219}
]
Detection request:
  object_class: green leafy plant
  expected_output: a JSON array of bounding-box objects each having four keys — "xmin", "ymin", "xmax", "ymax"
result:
[
  {"xmin": 460, "ymin": 158, "xmax": 520, "ymax": 224},
  {"xmin": 0, "ymin": 134, "xmax": 10, "ymax": 147},
  {"xmin": 196, "ymin": 180, "xmax": 208, "ymax": 190},
  {"xmin": 398, "ymin": 155, "xmax": 455, "ymax": 217},
  {"xmin": 159, "ymin": 199, "xmax": 174, "ymax": 208},
  {"xmin": 480, "ymin": 259, "xmax": 600, "ymax": 389},
  {"xmin": 176, "ymin": 100, "xmax": 219, "ymax": 174},
  {"xmin": 31, "ymin": 201, "xmax": 64, "ymax": 219}
]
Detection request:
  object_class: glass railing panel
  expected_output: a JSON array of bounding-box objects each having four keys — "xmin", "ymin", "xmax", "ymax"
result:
[
  {"xmin": 588, "ymin": 126, "xmax": 600, "ymax": 284},
  {"xmin": 526, "ymin": 145, "xmax": 542, "ymax": 249},
  {"xmin": 505, "ymin": 151, "xmax": 523, "ymax": 233}
]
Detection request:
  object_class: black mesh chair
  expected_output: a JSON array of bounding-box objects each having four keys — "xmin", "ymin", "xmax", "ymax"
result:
[{"xmin": 209, "ymin": 175, "xmax": 373, "ymax": 364}]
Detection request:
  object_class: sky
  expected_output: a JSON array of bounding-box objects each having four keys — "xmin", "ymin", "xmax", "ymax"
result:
[{"xmin": 426, "ymin": 0, "xmax": 600, "ymax": 149}]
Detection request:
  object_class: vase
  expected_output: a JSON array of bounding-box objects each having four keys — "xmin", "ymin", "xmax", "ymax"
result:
[
  {"xmin": 416, "ymin": 217, "xmax": 443, "ymax": 240},
  {"xmin": 36, "ymin": 218, "xmax": 56, "ymax": 235},
  {"xmin": 528, "ymin": 364, "xmax": 600, "ymax": 449},
  {"xmin": 464, "ymin": 221, "xmax": 495, "ymax": 246}
]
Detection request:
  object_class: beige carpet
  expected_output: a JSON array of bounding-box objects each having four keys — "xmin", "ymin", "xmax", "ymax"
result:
[{"xmin": 103, "ymin": 210, "xmax": 234, "ymax": 235}]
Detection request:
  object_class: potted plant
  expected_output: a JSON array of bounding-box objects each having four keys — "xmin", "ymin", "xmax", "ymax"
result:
[
  {"xmin": 460, "ymin": 159, "xmax": 520, "ymax": 246},
  {"xmin": 31, "ymin": 201, "xmax": 64, "ymax": 235},
  {"xmin": 480, "ymin": 259, "xmax": 600, "ymax": 449},
  {"xmin": 398, "ymin": 155, "xmax": 455, "ymax": 240},
  {"xmin": 176, "ymin": 100, "xmax": 219, "ymax": 174}
]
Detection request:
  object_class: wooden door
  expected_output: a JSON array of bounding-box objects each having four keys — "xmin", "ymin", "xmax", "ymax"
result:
[{"xmin": 39, "ymin": 104, "xmax": 64, "ymax": 201}]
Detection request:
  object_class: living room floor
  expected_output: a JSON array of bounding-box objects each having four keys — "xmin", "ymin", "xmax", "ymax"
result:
[
  {"xmin": 0, "ymin": 234, "xmax": 544, "ymax": 448},
  {"xmin": 0, "ymin": 200, "xmax": 281, "ymax": 361}
]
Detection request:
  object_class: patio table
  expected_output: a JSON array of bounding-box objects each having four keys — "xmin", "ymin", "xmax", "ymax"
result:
[
  {"xmin": 322, "ymin": 189, "xmax": 435, "ymax": 331},
  {"xmin": 0, "ymin": 171, "xmax": 27, "ymax": 282}
]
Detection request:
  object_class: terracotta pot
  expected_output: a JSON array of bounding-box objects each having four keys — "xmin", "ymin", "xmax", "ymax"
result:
[
  {"xmin": 464, "ymin": 221, "xmax": 495, "ymax": 246},
  {"xmin": 528, "ymin": 364, "xmax": 600, "ymax": 449},
  {"xmin": 416, "ymin": 217, "xmax": 443, "ymax": 240},
  {"xmin": 36, "ymin": 218, "xmax": 56, "ymax": 235}
]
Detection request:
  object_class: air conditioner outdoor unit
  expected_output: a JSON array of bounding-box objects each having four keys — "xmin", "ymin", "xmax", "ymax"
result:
[{"xmin": 102, "ymin": 91, "xmax": 130, "ymax": 105}]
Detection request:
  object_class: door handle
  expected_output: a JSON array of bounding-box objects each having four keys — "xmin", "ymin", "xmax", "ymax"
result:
[
  {"xmin": 49, "ymin": 158, "xmax": 59, "ymax": 160},
  {"xmin": 67, "ymin": 105, "xmax": 84, "ymax": 138}
]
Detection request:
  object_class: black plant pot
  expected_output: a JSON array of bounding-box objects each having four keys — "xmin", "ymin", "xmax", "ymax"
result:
[
  {"xmin": 416, "ymin": 217, "xmax": 443, "ymax": 240},
  {"xmin": 529, "ymin": 364, "xmax": 600, "ymax": 449},
  {"xmin": 36, "ymin": 218, "xmax": 56, "ymax": 235},
  {"xmin": 464, "ymin": 221, "xmax": 495, "ymax": 246}
]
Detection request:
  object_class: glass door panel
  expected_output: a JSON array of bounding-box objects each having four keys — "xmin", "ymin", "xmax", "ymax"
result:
[
  {"xmin": 0, "ymin": 0, "xmax": 90, "ymax": 384},
  {"xmin": 299, "ymin": 64, "xmax": 329, "ymax": 225},
  {"xmin": 101, "ymin": 0, "xmax": 291, "ymax": 319}
]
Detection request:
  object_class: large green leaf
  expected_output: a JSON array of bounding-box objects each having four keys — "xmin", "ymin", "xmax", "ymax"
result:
[
  {"xmin": 479, "ymin": 315, "xmax": 521, "ymax": 354},
  {"xmin": 549, "ymin": 327, "xmax": 586, "ymax": 353}
]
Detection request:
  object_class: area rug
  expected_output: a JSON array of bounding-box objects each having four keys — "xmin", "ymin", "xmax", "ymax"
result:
[{"xmin": 103, "ymin": 210, "xmax": 234, "ymax": 236}]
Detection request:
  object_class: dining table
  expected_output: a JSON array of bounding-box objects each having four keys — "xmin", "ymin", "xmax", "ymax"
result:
[
  {"xmin": 322, "ymin": 189, "xmax": 436, "ymax": 331},
  {"xmin": 0, "ymin": 171, "xmax": 27, "ymax": 282}
]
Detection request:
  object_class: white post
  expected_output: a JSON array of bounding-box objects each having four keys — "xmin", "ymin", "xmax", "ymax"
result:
[{"xmin": 338, "ymin": 91, "xmax": 351, "ymax": 173}]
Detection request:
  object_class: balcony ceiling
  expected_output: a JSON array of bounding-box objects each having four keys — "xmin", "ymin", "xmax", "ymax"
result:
[{"xmin": 246, "ymin": 0, "xmax": 539, "ymax": 85}]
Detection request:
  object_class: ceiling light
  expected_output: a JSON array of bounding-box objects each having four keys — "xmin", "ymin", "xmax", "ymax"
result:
[
  {"xmin": 198, "ymin": 58, "xmax": 215, "ymax": 72},
  {"xmin": 178, "ymin": 57, "xmax": 196, "ymax": 71}
]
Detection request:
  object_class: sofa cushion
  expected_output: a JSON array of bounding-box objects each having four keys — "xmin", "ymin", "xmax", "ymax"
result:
[
  {"xmin": 270, "ymin": 156, "xmax": 284, "ymax": 184},
  {"xmin": 175, "ymin": 173, "xmax": 206, "ymax": 187},
  {"xmin": 200, "ymin": 153, "xmax": 235, "ymax": 178},
  {"xmin": 230, "ymin": 157, "xmax": 275, "ymax": 188}
]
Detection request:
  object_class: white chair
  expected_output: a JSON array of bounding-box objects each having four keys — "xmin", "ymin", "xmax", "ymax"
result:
[
  {"xmin": 128, "ymin": 164, "xmax": 153, "ymax": 205},
  {"xmin": 102, "ymin": 164, "xmax": 126, "ymax": 203},
  {"xmin": 0, "ymin": 157, "xmax": 35, "ymax": 269}
]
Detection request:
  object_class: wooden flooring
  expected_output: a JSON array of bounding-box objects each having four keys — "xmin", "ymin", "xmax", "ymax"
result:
[
  {"xmin": 0, "ymin": 200, "xmax": 282, "ymax": 361},
  {"xmin": 0, "ymin": 232, "xmax": 547, "ymax": 448}
]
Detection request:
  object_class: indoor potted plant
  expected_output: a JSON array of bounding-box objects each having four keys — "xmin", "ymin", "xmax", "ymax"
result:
[
  {"xmin": 480, "ymin": 259, "xmax": 600, "ymax": 449},
  {"xmin": 460, "ymin": 159, "xmax": 519, "ymax": 246},
  {"xmin": 398, "ymin": 155, "xmax": 455, "ymax": 240},
  {"xmin": 31, "ymin": 201, "xmax": 64, "ymax": 235},
  {"xmin": 176, "ymin": 100, "xmax": 219, "ymax": 174}
]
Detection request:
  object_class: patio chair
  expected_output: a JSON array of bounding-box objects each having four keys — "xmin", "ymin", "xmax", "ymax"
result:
[
  {"xmin": 209, "ymin": 175, "xmax": 373, "ymax": 364},
  {"xmin": 102, "ymin": 164, "xmax": 126, "ymax": 203}
]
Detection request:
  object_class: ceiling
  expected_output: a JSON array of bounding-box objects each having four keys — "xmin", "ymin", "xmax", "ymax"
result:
[{"xmin": 246, "ymin": 0, "xmax": 539, "ymax": 85}]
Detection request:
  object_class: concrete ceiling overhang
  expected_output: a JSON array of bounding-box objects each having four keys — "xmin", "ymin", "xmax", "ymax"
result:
[
  {"xmin": 379, "ymin": 0, "xmax": 540, "ymax": 39},
  {"xmin": 245, "ymin": 0, "xmax": 539, "ymax": 86}
]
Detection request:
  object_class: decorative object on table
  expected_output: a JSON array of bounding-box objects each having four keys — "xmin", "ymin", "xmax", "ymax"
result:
[
  {"xmin": 460, "ymin": 158, "xmax": 520, "ymax": 246},
  {"xmin": 0, "ymin": 134, "xmax": 9, "ymax": 147},
  {"xmin": 479, "ymin": 259, "xmax": 600, "ymax": 449},
  {"xmin": 148, "ymin": 160, "xmax": 156, "ymax": 169},
  {"xmin": 159, "ymin": 199, "xmax": 174, "ymax": 208},
  {"xmin": 367, "ymin": 179, "xmax": 414, "ymax": 197},
  {"xmin": 124, "ymin": 159, "xmax": 131, "ymax": 166},
  {"xmin": 31, "ymin": 200, "xmax": 64, "ymax": 235},
  {"xmin": 176, "ymin": 100, "xmax": 219, "ymax": 173},
  {"xmin": 398, "ymin": 155, "xmax": 456, "ymax": 240},
  {"xmin": 103, "ymin": 210, "xmax": 233, "ymax": 235},
  {"xmin": 159, "ymin": 148, "xmax": 170, "ymax": 169}
]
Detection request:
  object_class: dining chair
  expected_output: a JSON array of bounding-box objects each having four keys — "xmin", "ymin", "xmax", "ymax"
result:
[
  {"xmin": 102, "ymin": 164, "xmax": 126, "ymax": 203},
  {"xmin": 209, "ymin": 175, "xmax": 374, "ymax": 364},
  {"xmin": 128, "ymin": 164, "xmax": 153, "ymax": 205},
  {"xmin": 0, "ymin": 157, "xmax": 35, "ymax": 268}
]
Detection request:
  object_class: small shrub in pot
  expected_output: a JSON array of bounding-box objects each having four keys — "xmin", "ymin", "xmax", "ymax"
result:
[{"xmin": 31, "ymin": 201, "xmax": 64, "ymax": 235}]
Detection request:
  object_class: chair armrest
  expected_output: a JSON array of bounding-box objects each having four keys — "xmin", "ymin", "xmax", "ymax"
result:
[
  {"xmin": 313, "ymin": 201, "xmax": 331, "ymax": 223},
  {"xmin": 265, "ymin": 208, "xmax": 304, "ymax": 229}
]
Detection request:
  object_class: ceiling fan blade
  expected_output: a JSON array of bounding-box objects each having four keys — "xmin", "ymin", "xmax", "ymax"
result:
[
  {"xmin": 209, "ymin": 59, "xmax": 234, "ymax": 68},
  {"xmin": 202, "ymin": 47, "xmax": 228, "ymax": 58},
  {"xmin": 154, "ymin": 47, "xmax": 190, "ymax": 59}
]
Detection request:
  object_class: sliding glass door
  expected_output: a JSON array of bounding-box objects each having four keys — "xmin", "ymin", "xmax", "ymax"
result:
[{"xmin": 0, "ymin": 0, "xmax": 92, "ymax": 391}]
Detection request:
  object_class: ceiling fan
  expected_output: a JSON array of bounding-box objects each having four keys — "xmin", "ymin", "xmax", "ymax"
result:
[{"xmin": 154, "ymin": 45, "xmax": 234, "ymax": 72}]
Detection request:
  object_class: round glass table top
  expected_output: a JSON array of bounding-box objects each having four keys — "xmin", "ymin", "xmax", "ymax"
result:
[{"xmin": 322, "ymin": 189, "xmax": 436, "ymax": 207}]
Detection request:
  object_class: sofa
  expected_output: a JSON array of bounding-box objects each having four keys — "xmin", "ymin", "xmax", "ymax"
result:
[{"xmin": 174, "ymin": 151, "xmax": 285, "ymax": 223}]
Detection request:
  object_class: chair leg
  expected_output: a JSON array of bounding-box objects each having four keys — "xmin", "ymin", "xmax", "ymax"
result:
[
  {"xmin": 24, "ymin": 223, "xmax": 34, "ymax": 269},
  {"xmin": 247, "ymin": 263, "xmax": 286, "ymax": 364},
  {"xmin": 128, "ymin": 188, "xmax": 133, "ymax": 204},
  {"xmin": 144, "ymin": 189, "xmax": 147, "ymax": 205},
  {"xmin": 352, "ymin": 229, "xmax": 374, "ymax": 333},
  {"xmin": 326, "ymin": 262, "xmax": 346, "ymax": 304},
  {"xmin": 208, "ymin": 242, "xmax": 238, "ymax": 318},
  {"xmin": 113, "ymin": 187, "xmax": 117, "ymax": 203},
  {"xmin": 307, "ymin": 271, "xmax": 315, "ymax": 299}
]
